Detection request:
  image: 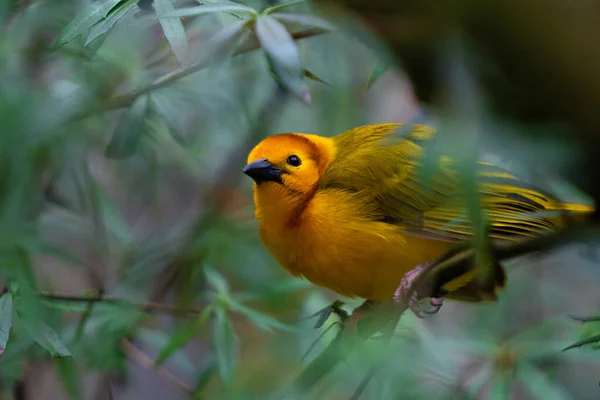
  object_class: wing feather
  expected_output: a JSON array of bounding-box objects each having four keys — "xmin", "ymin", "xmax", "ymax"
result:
[{"xmin": 320, "ymin": 123, "xmax": 592, "ymax": 242}]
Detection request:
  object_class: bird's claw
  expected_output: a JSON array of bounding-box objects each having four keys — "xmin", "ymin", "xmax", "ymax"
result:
[{"xmin": 393, "ymin": 263, "xmax": 444, "ymax": 318}]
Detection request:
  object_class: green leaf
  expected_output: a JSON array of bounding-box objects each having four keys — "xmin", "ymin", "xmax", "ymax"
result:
[
  {"xmin": 269, "ymin": 12, "xmax": 334, "ymax": 31},
  {"xmin": 255, "ymin": 15, "xmax": 310, "ymax": 103},
  {"xmin": 155, "ymin": 306, "xmax": 213, "ymax": 366},
  {"xmin": 56, "ymin": 357, "xmax": 82, "ymax": 400},
  {"xmin": 155, "ymin": 0, "xmax": 189, "ymax": 66},
  {"xmin": 105, "ymin": 95, "xmax": 149, "ymax": 159},
  {"xmin": 85, "ymin": 0, "xmax": 138, "ymax": 46},
  {"xmin": 55, "ymin": 0, "xmax": 125, "ymax": 48},
  {"xmin": 365, "ymin": 60, "xmax": 389, "ymax": 91},
  {"xmin": 212, "ymin": 307, "xmax": 238, "ymax": 382},
  {"xmin": 304, "ymin": 69, "xmax": 330, "ymax": 86},
  {"xmin": 228, "ymin": 300, "xmax": 294, "ymax": 333},
  {"xmin": 204, "ymin": 266, "xmax": 229, "ymax": 294},
  {"xmin": 262, "ymin": 0, "xmax": 307, "ymax": 14},
  {"xmin": 159, "ymin": 4, "xmax": 257, "ymax": 19},
  {"xmin": 137, "ymin": 328, "xmax": 195, "ymax": 375},
  {"xmin": 562, "ymin": 334, "xmax": 600, "ymax": 351},
  {"xmin": 0, "ymin": 293, "xmax": 13, "ymax": 355},
  {"xmin": 21, "ymin": 318, "xmax": 72, "ymax": 358},
  {"xmin": 517, "ymin": 363, "xmax": 573, "ymax": 400},
  {"xmin": 192, "ymin": 358, "xmax": 217, "ymax": 396},
  {"xmin": 568, "ymin": 314, "xmax": 600, "ymax": 322}
]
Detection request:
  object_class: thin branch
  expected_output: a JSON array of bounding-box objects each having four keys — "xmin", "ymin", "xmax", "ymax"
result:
[
  {"xmin": 71, "ymin": 27, "xmax": 328, "ymax": 121},
  {"xmin": 40, "ymin": 292, "xmax": 203, "ymax": 315},
  {"xmin": 121, "ymin": 340, "xmax": 192, "ymax": 394}
]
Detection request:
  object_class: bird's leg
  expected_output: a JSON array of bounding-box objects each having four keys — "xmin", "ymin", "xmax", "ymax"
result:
[{"xmin": 393, "ymin": 263, "xmax": 444, "ymax": 318}]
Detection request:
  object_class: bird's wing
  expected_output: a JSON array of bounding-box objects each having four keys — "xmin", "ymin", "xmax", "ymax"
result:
[{"xmin": 320, "ymin": 123, "xmax": 585, "ymax": 242}]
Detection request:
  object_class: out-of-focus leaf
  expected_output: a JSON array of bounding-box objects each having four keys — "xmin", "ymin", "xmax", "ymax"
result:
[
  {"xmin": 204, "ymin": 19, "xmax": 250, "ymax": 59},
  {"xmin": 517, "ymin": 363, "xmax": 572, "ymax": 400},
  {"xmin": 155, "ymin": 306, "xmax": 213, "ymax": 366},
  {"xmin": 562, "ymin": 334, "xmax": 600, "ymax": 351},
  {"xmin": 137, "ymin": 328, "xmax": 195, "ymax": 375},
  {"xmin": 365, "ymin": 60, "xmax": 389, "ymax": 91},
  {"xmin": 212, "ymin": 307, "xmax": 238, "ymax": 382},
  {"xmin": 0, "ymin": 293, "xmax": 13, "ymax": 355},
  {"xmin": 262, "ymin": 0, "xmax": 307, "ymax": 14},
  {"xmin": 569, "ymin": 314, "xmax": 600, "ymax": 322},
  {"xmin": 304, "ymin": 69, "xmax": 330, "ymax": 86},
  {"xmin": 85, "ymin": 0, "xmax": 138, "ymax": 46},
  {"xmin": 155, "ymin": 0, "xmax": 189, "ymax": 66},
  {"xmin": 301, "ymin": 321, "xmax": 341, "ymax": 362},
  {"xmin": 55, "ymin": 0, "xmax": 124, "ymax": 48},
  {"xmin": 488, "ymin": 372, "xmax": 509, "ymax": 400},
  {"xmin": 228, "ymin": 300, "xmax": 294, "ymax": 332},
  {"xmin": 462, "ymin": 362, "xmax": 495, "ymax": 398},
  {"xmin": 150, "ymin": 92, "xmax": 186, "ymax": 142},
  {"xmin": 56, "ymin": 357, "xmax": 82, "ymax": 400},
  {"xmin": 269, "ymin": 12, "xmax": 335, "ymax": 30},
  {"xmin": 105, "ymin": 95, "xmax": 149, "ymax": 159},
  {"xmin": 159, "ymin": 4, "xmax": 257, "ymax": 19},
  {"xmin": 20, "ymin": 318, "xmax": 72, "ymax": 357},
  {"xmin": 204, "ymin": 266, "xmax": 229, "ymax": 294},
  {"xmin": 192, "ymin": 358, "xmax": 216, "ymax": 396},
  {"xmin": 255, "ymin": 15, "xmax": 310, "ymax": 103}
]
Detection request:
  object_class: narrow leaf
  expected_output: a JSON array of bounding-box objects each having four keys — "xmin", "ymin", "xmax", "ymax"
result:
[
  {"xmin": 56, "ymin": 357, "xmax": 82, "ymax": 400},
  {"xmin": 517, "ymin": 363, "xmax": 573, "ymax": 400},
  {"xmin": 366, "ymin": 60, "xmax": 389, "ymax": 91},
  {"xmin": 255, "ymin": 15, "xmax": 310, "ymax": 103},
  {"xmin": 21, "ymin": 318, "xmax": 72, "ymax": 357},
  {"xmin": 193, "ymin": 359, "xmax": 217, "ymax": 396},
  {"xmin": 304, "ymin": 69, "xmax": 330, "ymax": 86},
  {"xmin": 212, "ymin": 307, "xmax": 238, "ymax": 381},
  {"xmin": 155, "ymin": 0, "xmax": 189, "ymax": 66},
  {"xmin": 155, "ymin": 306, "xmax": 213, "ymax": 366},
  {"xmin": 270, "ymin": 12, "xmax": 334, "ymax": 31},
  {"xmin": 55, "ymin": 0, "xmax": 124, "ymax": 48},
  {"xmin": 160, "ymin": 4, "xmax": 257, "ymax": 19},
  {"xmin": 562, "ymin": 334, "xmax": 600, "ymax": 351},
  {"xmin": 262, "ymin": 0, "xmax": 307, "ymax": 14},
  {"xmin": 228, "ymin": 300, "xmax": 294, "ymax": 332},
  {"xmin": 0, "ymin": 293, "xmax": 13, "ymax": 355},
  {"xmin": 204, "ymin": 266, "xmax": 229, "ymax": 294},
  {"xmin": 568, "ymin": 314, "xmax": 600, "ymax": 322},
  {"xmin": 85, "ymin": 0, "xmax": 138, "ymax": 46},
  {"xmin": 105, "ymin": 95, "xmax": 149, "ymax": 158}
]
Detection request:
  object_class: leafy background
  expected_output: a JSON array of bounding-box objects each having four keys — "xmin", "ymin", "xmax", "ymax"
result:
[{"xmin": 1, "ymin": 0, "xmax": 600, "ymax": 399}]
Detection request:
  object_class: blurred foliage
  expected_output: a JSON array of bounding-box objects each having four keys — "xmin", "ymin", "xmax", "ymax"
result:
[{"xmin": 0, "ymin": 0, "xmax": 599, "ymax": 399}]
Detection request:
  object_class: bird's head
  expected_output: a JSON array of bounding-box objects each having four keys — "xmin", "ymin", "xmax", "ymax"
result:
[{"xmin": 244, "ymin": 133, "xmax": 335, "ymax": 197}]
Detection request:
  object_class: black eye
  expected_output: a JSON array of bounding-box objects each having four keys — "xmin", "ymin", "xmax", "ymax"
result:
[{"xmin": 286, "ymin": 155, "xmax": 302, "ymax": 167}]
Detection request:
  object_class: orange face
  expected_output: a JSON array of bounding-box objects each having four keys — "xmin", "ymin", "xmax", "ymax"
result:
[{"xmin": 244, "ymin": 133, "xmax": 330, "ymax": 195}]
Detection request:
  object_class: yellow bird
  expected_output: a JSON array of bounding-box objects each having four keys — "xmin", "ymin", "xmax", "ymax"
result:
[{"xmin": 243, "ymin": 123, "xmax": 593, "ymax": 313}]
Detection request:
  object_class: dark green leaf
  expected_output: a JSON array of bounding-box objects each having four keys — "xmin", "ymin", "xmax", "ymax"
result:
[
  {"xmin": 255, "ymin": 15, "xmax": 310, "ymax": 103},
  {"xmin": 365, "ymin": 61, "xmax": 389, "ymax": 91},
  {"xmin": 0, "ymin": 293, "xmax": 13, "ymax": 355},
  {"xmin": 562, "ymin": 334, "xmax": 600, "ymax": 351},
  {"xmin": 212, "ymin": 307, "xmax": 238, "ymax": 382},
  {"xmin": 105, "ymin": 95, "xmax": 149, "ymax": 159},
  {"xmin": 517, "ymin": 363, "xmax": 572, "ymax": 400},
  {"xmin": 55, "ymin": 0, "xmax": 125, "ymax": 48},
  {"xmin": 85, "ymin": 0, "xmax": 138, "ymax": 46},
  {"xmin": 192, "ymin": 358, "xmax": 217, "ymax": 397},
  {"xmin": 159, "ymin": 4, "xmax": 257, "ymax": 19},
  {"xmin": 155, "ymin": 306, "xmax": 212, "ymax": 366},
  {"xmin": 568, "ymin": 314, "xmax": 600, "ymax": 322},
  {"xmin": 155, "ymin": 0, "xmax": 189, "ymax": 66},
  {"xmin": 56, "ymin": 357, "xmax": 82, "ymax": 400},
  {"xmin": 304, "ymin": 69, "xmax": 330, "ymax": 86},
  {"xmin": 312, "ymin": 304, "xmax": 332, "ymax": 329},
  {"xmin": 137, "ymin": 328, "xmax": 195, "ymax": 375}
]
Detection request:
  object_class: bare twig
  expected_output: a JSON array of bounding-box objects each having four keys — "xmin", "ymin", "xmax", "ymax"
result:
[
  {"xmin": 40, "ymin": 292, "xmax": 203, "ymax": 315},
  {"xmin": 121, "ymin": 340, "xmax": 192, "ymax": 394}
]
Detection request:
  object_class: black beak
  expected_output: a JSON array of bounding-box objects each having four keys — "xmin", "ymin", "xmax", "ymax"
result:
[{"xmin": 243, "ymin": 158, "xmax": 284, "ymax": 184}]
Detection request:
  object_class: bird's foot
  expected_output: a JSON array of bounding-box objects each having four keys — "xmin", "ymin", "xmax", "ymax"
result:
[{"xmin": 393, "ymin": 263, "xmax": 444, "ymax": 318}]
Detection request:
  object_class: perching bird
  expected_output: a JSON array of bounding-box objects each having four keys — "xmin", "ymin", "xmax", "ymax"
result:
[{"xmin": 243, "ymin": 123, "xmax": 593, "ymax": 314}]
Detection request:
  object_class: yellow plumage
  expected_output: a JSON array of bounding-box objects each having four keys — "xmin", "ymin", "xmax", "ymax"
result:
[{"xmin": 243, "ymin": 123, "xmax": 593, "ymax": 302}]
